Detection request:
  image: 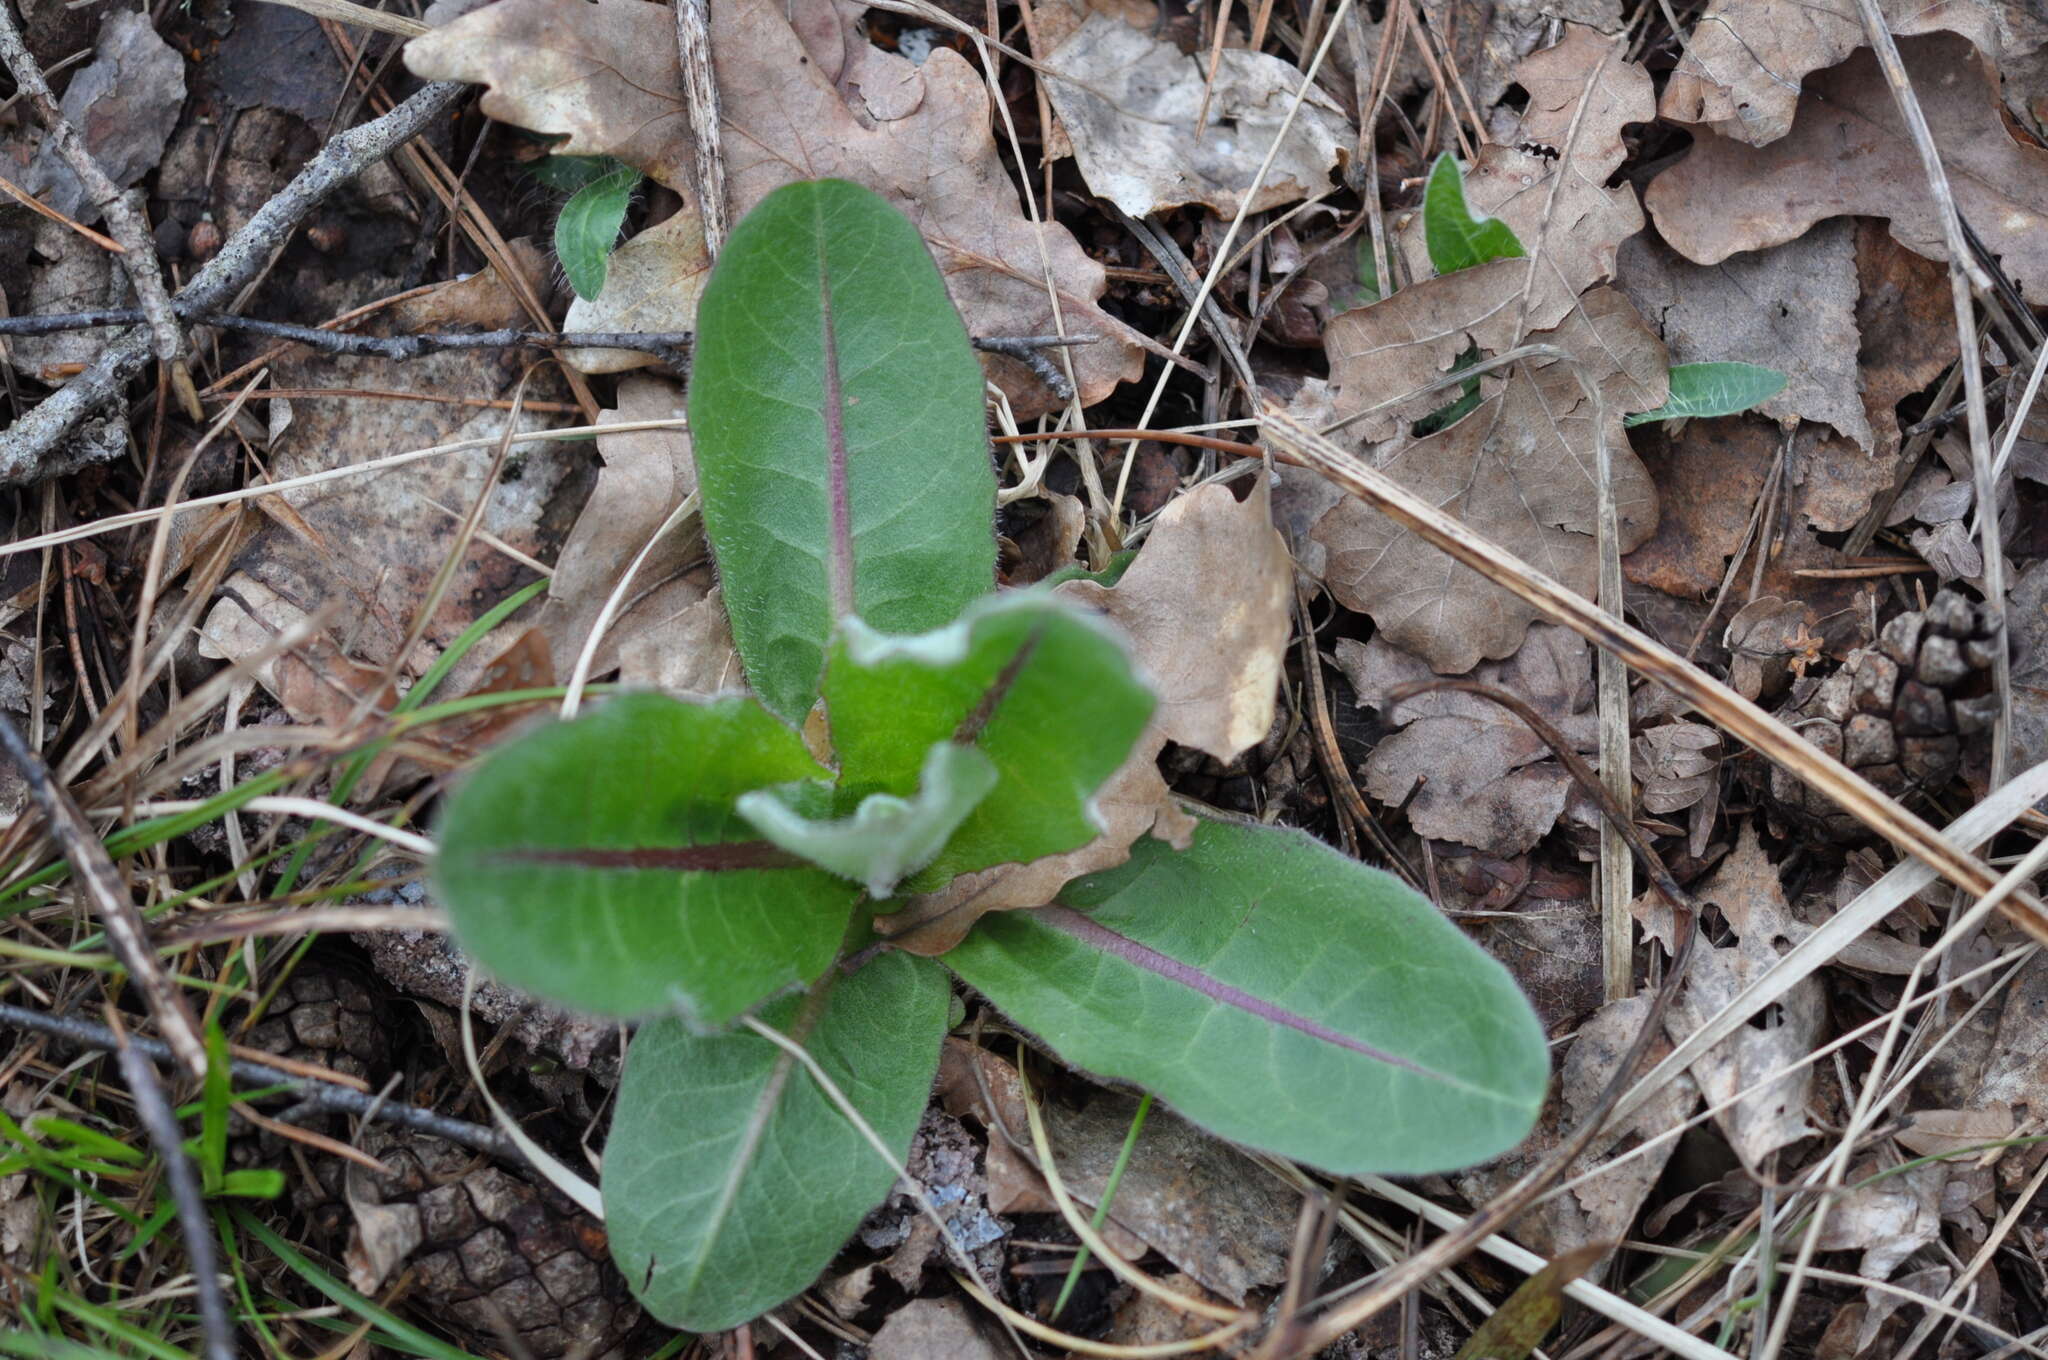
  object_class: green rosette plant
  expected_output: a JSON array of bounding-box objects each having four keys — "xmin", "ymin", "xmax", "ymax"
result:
[{"xmin": 435, "ymin": 178, "xmax": 1553, "ymax": 1332}]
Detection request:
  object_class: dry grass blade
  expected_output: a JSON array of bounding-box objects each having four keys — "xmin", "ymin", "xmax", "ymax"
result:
[
  {"xmin": 1257, "ymin": 398, "xmax": 2048, "ymax": 943},
  {"xmin": 0, "ymin": 713, "xmax": 207, "ymax": 1079}
]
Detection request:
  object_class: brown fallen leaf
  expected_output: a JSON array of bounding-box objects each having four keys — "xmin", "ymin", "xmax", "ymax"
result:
[
  {"xmin": 561, "ymin": 213, "xmax": 710, "ymax": 375},
  {"xmin": 1041, "ymin": 13, "xmax": 1353, "ymax": 219},
  {"xmin": 1310, "ymin": 289, "xmax": 1666, "ymax": 672},
  {"xmin": 870, "ymin": 1299, "xmax": 1005, "ymax": 1360},
  {"xmin": 1621, "ymin": 418, "xmax": 1773, "ymax": 598},
  {"xmin": 1895, "ymin": 1104, "xmax": 2017, "ymax": 1163},
  {"xmin": 1659, "ymin": 0, "xmax": 2046, "ymax": 147},
  {"xmin": 1389, "ymin": 26, "xmax": 1653, "ymax": 335},
  {"xmin": 1321, "ymin": 257, "xmax": 1526, "ymax": 444},
  {"xmin": 405, "ymin": 0, "xmax": 1144, "ymax": 416},
  {"xmin": 879, "ymin": 480, "xmax": 1290, "ymax": 952},
  {"xmin": 1615, "ymin": 221, "xmax": 1867, "ymax": 448},
  {"xmin": 1336, "ymin": 625, "xmax": 1596, "ymax": 856},
  {"xmin": 1647, "ymin": 35, "xmax": 2048, "ymax": 302}
]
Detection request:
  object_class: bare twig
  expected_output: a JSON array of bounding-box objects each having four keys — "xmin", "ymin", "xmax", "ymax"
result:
[
  {"xmin": 110, "ymin": 1029, "xmax": 235, "ymax": 1360},
  {"xmin": 972, "ymin": 334, "xmax": 1097, "ymax": 403},
  {"xmin": 0, "ymin": 4, "xmax": 182, "ymax": 364},
  {"xmin": 673, "ymin": 0, "xmax": 730, "ymax": 253},
  {"xmin": 0, "ymin": 711, "xmax": 209, "ymax": 1079},
  {"xmin": 1256, "ymin": 397, "xmax": 2048, "ymax": 943},
  {"xmin": 0, "ymin": 309, "xmax": 697, "ymax": 368},
  {"xmin": 0, "ymin": 1001, "xmax": 520, "ymax": 1159},
  {"xmin": 0, "ymin": 79, "xmax": 469, "ymax": 488}
]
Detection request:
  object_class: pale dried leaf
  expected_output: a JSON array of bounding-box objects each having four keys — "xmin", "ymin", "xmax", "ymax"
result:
[
  {"xmin": 871, "ymin": 1300, "xmax": 1005, "ymax": 1360},
  {"xmin": 1647, "ymin": 35, "xmax": 2048, "ymax": 301},
  {"xmin": 1310, "ymin": 289, "xmax": 1666, "ymax": 672},
  {"xmin": 1336, "ymin": 625, "xmax": 1595, "ymax": 855},
  {"xmin": 1616, "ymin": 222, "xmax": 1868, "ymax": 449},
  {"xmin": 1896, "ymin": 1104, "xmax": 2016, "ymax": 1162},
  {"xmin": 1042, "ymin": 13, "xmax": 1353, "ymax": 219},
  {"xmin": 405, "ymin": 0, "xmax": 1144, "ymax": 415},
  {"xmin": 561, "ymin": 213, "xmax": 710, "ymax": 374},
  {"xmin": 1660, "ymin": 0, "xmax": 2046, "ymax": 146},
  {"xmin": 21, "ymin": 11, "xmax": 185, "ymax": 221},
  {"xmin": 1815, "ymin": 1162, "xmax": 1946, "ymax": 1280}
]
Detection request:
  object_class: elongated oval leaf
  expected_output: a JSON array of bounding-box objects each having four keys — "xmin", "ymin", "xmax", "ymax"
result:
[
  {"xmin": 1424, "ymin": 153, "xmax": 1526, "ymax": 277},
  {"xmin": 556, "ymin": 163, "xmax": 640, "ymax": 300},
  {"xmin": 1623, "ymin": 361, "xmax": 1789, "ymax": 426},
  {"xmin": 824, "ymin": 591, "xmax": 1154, "ymax": 888},
  {"xmin": 605, "ymin": 952, "xmax": 950, "ymax": 1331},
  {"xmin": 434, "ymin": 693, "xmax": 861, "ymax": 1025},
  {"xmin": 738, "ymin": 741, "xmax": 999, "ymax": 897},
  {"xmin": 945, "ymin": 819, "xmax": 1548, "ymax": 1174},
  {"xmin": 691, "ymin": 178, "xmax": 997, "ymax": 723}
]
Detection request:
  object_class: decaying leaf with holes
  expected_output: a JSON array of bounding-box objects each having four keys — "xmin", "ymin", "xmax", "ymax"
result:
[
  {"xmin": 1388, "ymin": 25, "xmax": 1652, "ymax": 334},
  {"xmin": 404, "ymin": 0, "xmax": 1144, "ymax": 415},
  {"xmin": 1659, "ymin": 0, "xmax": 2046, "ymax": 147},
  {"xmin": 1308, "ymin": 289, "xmax": 1666, "ymax": 672}
]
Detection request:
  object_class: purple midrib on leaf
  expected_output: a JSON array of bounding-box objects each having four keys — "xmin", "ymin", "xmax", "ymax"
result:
[
  {"xmin": 815, "ymin": 210, "xmax": 856, "ymax": 622},
  {"xmin": 1036, "ymin": 906, "xmax": 1452, "ymax": 1081},
  {"xmin": 506, "ymin": 844, "xmax": 806, "ymax": 872}
]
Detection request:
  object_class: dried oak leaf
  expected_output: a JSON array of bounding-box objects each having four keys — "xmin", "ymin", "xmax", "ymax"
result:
[
  {"xmin": 1041, "ymin": 13, "xmax": 1353, "ymax": 219},
  {"xmin": 1621, "ymin": 417, "xmax": 1774, "ymax": 598},
  {"xmin": 1647, "ymin": 35, "xmax": 2048, "ymax": 303},
  {"xmin": 1660, "ymin": 0, "xmax": 2045, "ymax": 147},
  {"xmin": 1322, "ymin": 257, "xmax": 1526, "ymax": 443},
  {"xmin": 1335, "ymin": 624, "xmax": 1596, "ymax": 856},
  {"xmin": 1389, "ymin": 26, "xmax": 1653, "ymax": 335},
  {"xmin": 1309, "ymin": 289, "xmax": 1666, "ymax": 673},
  {"xmin": 1615, "ymin": 220, "xmax": 1868, "ymax": 449},
  {"xmin": 404, "ymin": 0, "xmax": 1143, "ymax": 416},
  {"xmin": 877, "ymin": 481, "xmax": 1291, "ymax": 953}
]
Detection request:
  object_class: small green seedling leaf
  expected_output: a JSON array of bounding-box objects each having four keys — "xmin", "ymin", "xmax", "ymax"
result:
[
  {"xmin": 690, "ymin": 178, "xmax": 997, "ymax": 724},
  {"xmin": 555, "ymin": 163, "xmax": 640, "ymax": 300},
  {"xmin": 738, "ymin": 741, "xmax": 999, "ymax": 897},
  {"xmin": 824, "ymin": 591, "xmax": 1154, "ymax": 885},
  {"xmin": 1624, "ymin": 361, "xmax": 1789, "ymax": 426},
  {"xmin": 605, "ymin": 952, "xmax": 949, "ymax": 1332},
  {"xmin": 434, "ymin": 692, "xmax": 863, "ymax": 1026},
  {"xmin": 945, "ymin": 819, "xmax": 1549, "ymax": 1174},
  {"xmin": 1424, "ymin": 153, "xmax": 1525, "ymax": 277}
]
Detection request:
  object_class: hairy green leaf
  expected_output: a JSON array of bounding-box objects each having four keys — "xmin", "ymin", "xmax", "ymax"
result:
[
  {"xmin": 556, "ymin": 164, "xmax": 639, "ymax": 300},
  {"xmin": 1424, "ymin": 153, "xmax": 1525, "ymax": 277},
  {"xmin": 605, "ymin": 952, "xmax": 950, "ymax": 1332},
  {"xmin": 738, "ymin": 741, "xmax": 998, "ymax": 897},
  {"xmin": 434, "ymin": 693, "xmax": 861, "ymax": 1025},
  {"xmin": 690, "ymin": 178, "xmax": 997, "ymax": 724},
  {"xmin": 824, "ymin": 591, "xmax": 1154, "ymax": 887},
  {"xmin": 1624, "ymin": 361, "xmax": 1789, "ymax": 426},
  {"xmin": 530, "ymin": 153, "xmax": 620, "ymax": 194},
  {"xmin": 945, "ymin": 819, "xmax": 1549, "ymax": 1174}
]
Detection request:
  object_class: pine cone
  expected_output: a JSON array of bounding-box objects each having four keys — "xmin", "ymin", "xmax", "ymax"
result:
[
  {"xmin": 232, "ymin": 962, "xmax": 644, "ymax": 1357},
  {"xmin": 1758, "ymin": 590, "xmax": 2001, "ymax": 839}
]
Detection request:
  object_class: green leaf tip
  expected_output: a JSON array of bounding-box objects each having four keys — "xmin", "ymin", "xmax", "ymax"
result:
[
  {"xmin": 826, "ymin": 590, "xmax": 1155, "ymax": 886},
  {"xmin": 691, "ymin": 178, "xmax": 997, "ymax": 725},
  {"xmin": 433, "ymin": 692, "xmax": 862, "ymax": 1026},
  {"xmin": 555, "ymin": 163, "xmax": 640, "ymax": 300},
  {"xmin": 945, "ymin": 818, "xmax": 1549, "ymax": 1175},
  {"xmin": 605, "ymin": 952, "xmax": 949, "ymax": 1332},
  {"xmin": 1624, "ymin": 361, "xmax": 1789, "ymax": 426},
  {"xmin": 738, "ymin": 741, "xmax": 999, "ymax": 897},
  {"xmin": 1423, "ymin": 153, "xmax": 1526, "ymax": 277}
]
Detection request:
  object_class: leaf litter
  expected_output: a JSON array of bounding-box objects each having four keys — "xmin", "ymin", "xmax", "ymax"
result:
[{"xmin": 18, "ymin": 0, "xmax": 2048, "ymax": 1352}]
